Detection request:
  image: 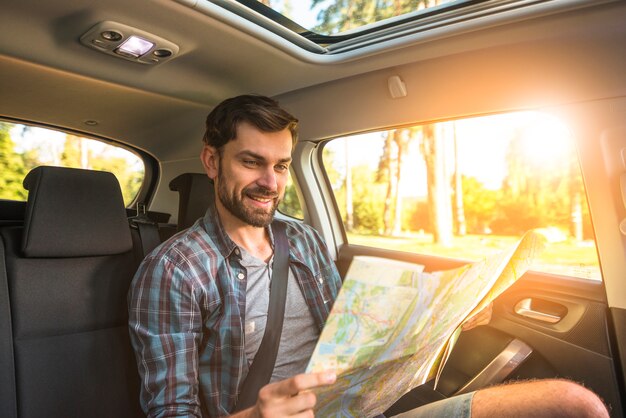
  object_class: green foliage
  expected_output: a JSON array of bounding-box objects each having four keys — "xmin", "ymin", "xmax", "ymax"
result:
[
  {"xmin": 322, "ymin": 145, "xmax": 343, "ymax": 188},
  {"xmin": 350, "ymin": 165, "xmax": 386, "ymax": 233},
  {"xmin": 404, "ymin": 197, "xmax": 430, "ymax": 232},
  {"xmin": 460, "ymin": 176, "xmax": 499, "ymax": 234},
  {"xmin": 60, "ymin": 135, "xmax": 84, "ymax": 167},
  {"xmin": 278, "ymin": 176, "xmax": 304, "ymax": 219},
  {"xmin": 91, "ymin": 155, "xmax": 144, "ymax": 205},
  {"xmin": 322, "ymin": 145, "xmax": 386, "ymax": 233},
  {"xmin": 312, "ymin": 0, "xmax": 435, "ymax": 35},
  {"xmin": 0, "ymin": 123, "xmax": 28, "ymax": 200}
]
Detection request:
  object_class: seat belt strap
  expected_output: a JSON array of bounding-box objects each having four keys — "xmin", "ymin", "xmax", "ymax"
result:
[
  {"xmin": 136, "ymin": 221, "xmax": 161, "ymax": 256},
  {"xmin": 129, "ymin": 203, "xmax": 161, "ymax": 257},
  {"xmin": 234, "ymin": 221, "xmax": 289, "ymax": 411}
]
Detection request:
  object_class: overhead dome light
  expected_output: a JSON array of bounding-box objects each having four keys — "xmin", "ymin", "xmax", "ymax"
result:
[
  {"xmin": 116, "ymin": 36, "xmax": 155, "ymax": 58},
  {"xmin": 80, "ymin": 21, "xmax": 179, "ymax": 65}
]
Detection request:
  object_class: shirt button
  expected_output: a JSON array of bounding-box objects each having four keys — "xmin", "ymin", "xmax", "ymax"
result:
[
  {"xmin": 318, "ymin": 276, "xmax": 324, "ymax": 284},
  {"xmin": 237, "ymin": 272, "xmax": 245, "ymax": 280},
  {"xmin": 234, "ymin": 248, "xmax": 240, "ymax": 256}
]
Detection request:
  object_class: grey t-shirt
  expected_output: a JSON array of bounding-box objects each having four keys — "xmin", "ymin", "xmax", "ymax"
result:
[{"xmin": 240, "ymin": 246, "xmax": 319, "ymax": 382}]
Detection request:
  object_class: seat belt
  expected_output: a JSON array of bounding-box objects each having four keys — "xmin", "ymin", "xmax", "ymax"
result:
[
  {"xmin": 234, "ymin": 221, "xmax": 289, "ymax": 411},
  {"xmin": 129, "ymin": 203, "xmax": 161, "ymax": 257}
]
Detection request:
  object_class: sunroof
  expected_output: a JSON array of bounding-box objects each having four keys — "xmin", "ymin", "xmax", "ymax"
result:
[
  {"xmin": 209, "ymin": 0, "xmax": 557, "ymax": 54},
  {"xmin": 252, "ymin": 0, "xmax": 461, "ymax": 37}
]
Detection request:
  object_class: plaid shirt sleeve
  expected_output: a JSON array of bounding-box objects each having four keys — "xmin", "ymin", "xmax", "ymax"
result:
[{"xmin": 128, "ymin": 252, "xmax": 204, "ymax": 418}]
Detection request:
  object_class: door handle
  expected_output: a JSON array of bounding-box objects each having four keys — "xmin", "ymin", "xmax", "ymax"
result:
[{"xmin": 514, "ymin": 298, "xmax": 563, "ymax": 324}]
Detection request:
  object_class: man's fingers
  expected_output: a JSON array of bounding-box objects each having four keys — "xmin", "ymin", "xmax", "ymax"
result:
[
  {"xmin": 257, "ymin": 389, "xmax": 317, "ymax": 416},
  {"xmin": 261, "ymin": 372, "xmax": 336, "ymax": 399},
  {"xmin": 463, "ymin": 302, "xmax": 493, "ymax": 330},
  {"xmin": 255, "ymin": 373, "xmax": 336, "ymax": 417}
]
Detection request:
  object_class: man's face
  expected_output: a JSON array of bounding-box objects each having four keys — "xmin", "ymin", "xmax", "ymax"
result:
[{"xmin": 210, "ymin": 122, "xmax": 293, "ymax": 228}]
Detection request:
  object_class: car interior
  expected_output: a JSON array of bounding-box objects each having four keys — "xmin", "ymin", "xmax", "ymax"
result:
[{"xmin": 1, "ymin": 0, "xmax": 626, "ymax": 417}]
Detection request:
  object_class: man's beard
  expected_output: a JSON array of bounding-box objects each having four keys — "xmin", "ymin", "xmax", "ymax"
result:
[{"xmin": 217, "ymin": 165, "xmax": 280, "ymax": 228}]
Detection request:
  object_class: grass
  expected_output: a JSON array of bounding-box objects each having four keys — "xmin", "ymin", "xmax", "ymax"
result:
[{"xmin": 347, "ymin": 232, "xmax": 601, "ymax": 281}]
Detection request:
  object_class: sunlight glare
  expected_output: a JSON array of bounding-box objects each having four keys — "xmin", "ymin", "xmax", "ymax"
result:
[{"xmin": 519, "ymin": 115, "xmax": 572, "ymax": 166}]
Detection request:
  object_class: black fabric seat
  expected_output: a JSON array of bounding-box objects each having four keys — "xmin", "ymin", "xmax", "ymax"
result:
[
  {"xmin": 0, "ymin": 199, "xmax": 26, "ymax": 227},
  {"xmin": 0, "ymin": 166, "xmax": 142, "ymax": 418}
]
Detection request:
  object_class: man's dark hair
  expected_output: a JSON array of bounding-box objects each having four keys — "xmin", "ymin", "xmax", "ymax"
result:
[{"xmin": 202, "ymin": 94, "xmax": 298, "ymax": 149}]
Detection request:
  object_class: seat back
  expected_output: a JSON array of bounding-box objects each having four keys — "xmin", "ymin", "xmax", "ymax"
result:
[
  {"xmin": 169, "ymin": 172, "xmax": 214, "ymax": 231},
  {"xmin": 0, "ymin": 166, "xmax": 142, "ymax": 418},
  {"xmin": 0, "ymin": 199, "xmax": 26, "ymax": 227}
]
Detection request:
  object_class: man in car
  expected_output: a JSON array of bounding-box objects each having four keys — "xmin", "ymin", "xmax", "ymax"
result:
[{"xmin": 128, "ymin": 94, "xmax": 609, "ymax": 418}]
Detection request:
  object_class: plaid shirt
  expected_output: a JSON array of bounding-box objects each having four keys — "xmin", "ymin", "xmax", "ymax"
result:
[{"xmin": 128, "ymin": 203, "xmax": 341, "ymax": 418}]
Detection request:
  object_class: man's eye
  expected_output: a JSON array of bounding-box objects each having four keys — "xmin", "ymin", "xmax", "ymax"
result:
[
  {"xmin": 275, "ymin": 164, "xmax": 289, "ymax": 172},
  {"xmin": 243, "ymin": 160, "xmax": 259, "ymax": 167}
]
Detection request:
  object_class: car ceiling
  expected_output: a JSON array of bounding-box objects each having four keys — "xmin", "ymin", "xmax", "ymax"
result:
[{"xmin": 0, "ymin": 0, "xmax": 625, "ymax": 162}]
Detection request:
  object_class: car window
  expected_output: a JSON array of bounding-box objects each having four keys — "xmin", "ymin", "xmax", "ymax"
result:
[
  {"xmin": 278, "ymin": 172, "xmax": 304, "ymax": 219},
  {"xmin": 0, "ymin": 121, "xmax": 145, "ymax": 205},
  {"xmin": 321, "ymin": 111, "xmax": 601, "ymax": 281}
]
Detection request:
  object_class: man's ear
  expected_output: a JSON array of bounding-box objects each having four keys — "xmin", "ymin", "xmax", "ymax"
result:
[{"xmin": 201, "ymin": 145, "xmax": 219, "ymax": 180}]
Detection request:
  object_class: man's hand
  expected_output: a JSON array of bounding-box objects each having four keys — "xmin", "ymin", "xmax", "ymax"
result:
[
  {"xmin": 462, "ymin": 302, "xmax": 493, "ymax": 331},
  {"xmin": 233, "ymin": 372, "xmax": 337, "ymax": 418}
]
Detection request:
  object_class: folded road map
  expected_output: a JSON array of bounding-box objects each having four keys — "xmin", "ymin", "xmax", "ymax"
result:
[{"xmin": 306, "ymin": 230, "xmax": 546, "ymax": 417}]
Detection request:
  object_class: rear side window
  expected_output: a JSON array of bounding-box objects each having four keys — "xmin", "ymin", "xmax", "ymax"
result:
[
  {"xmin": 321, "ymin": 111, "xmax": 601, "ymax": 281},
  {"xmin": 278, "ymin": 173, "xmax": 304, "ymax": 220},
  {"xmin": 0, "ymin": 121, "xmax": 145, "ymax": 205}
]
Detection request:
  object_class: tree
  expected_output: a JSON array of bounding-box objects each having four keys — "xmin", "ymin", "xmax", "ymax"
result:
[
  {"xmin": 376, "ymin": 127, "xmax": 421, "ymax": 236},
  {"xmin": 452, "ymin": 122, "xmax": 466, "ymax": 235},
  {"xmin": 344, "ymin": 139, "xmax": 354, "ymax": 231},
  {"xmin": 461, "ymin": 176, "xmax": 498, "ymax": 234},
  {"xmin": 61, "ymin": 135, "xmax": 90, "ymax": 169},
  {"xmin": 279, "ymin": 177, "xmax": 304, "ymax": 219},
  {"xmin": 567, "ymin": 151, "xmax": 584, "ymax": 241},
  {"xmin": 0, "ymin": 123, "xmax": 28, "ymax": 200},
  {"xmin": 420, "ymin": 123, "xmax": 453, "ymax": 246},
  {"xmin": 351, "ymin": 165, "xmax": 386, "ymax": 233},
  {"xmin": 322, "ymin": 145, "xmax": 351, "ymax": 229},
  {"xmin": 377, "ymin": 131, "xmax": 397, "ymax": 235},
  {"xmin": 391, "ymin": 127, "xmax": 421, "ymax": 236},
  {"xmin": 312, "ymin": 0, "xmax": 439, "ymax": 35},
  {"xmin": 312, "ymin": 0, "xmax": 375, "ymax": 34}
]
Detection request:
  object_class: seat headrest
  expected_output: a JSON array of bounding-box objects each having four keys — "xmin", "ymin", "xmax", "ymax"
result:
[
  {"xmin": 169, "ymin": 173, "xmax": 214, "ymax": 231},
  {"xmin": 22, "ymin": 166, "xmax": 133, "ymax": 257}
]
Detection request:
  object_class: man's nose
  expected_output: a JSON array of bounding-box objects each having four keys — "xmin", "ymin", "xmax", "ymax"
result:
[{"xmin": 257, "ymin": 167, "xmax": 278, "ymax": 191}]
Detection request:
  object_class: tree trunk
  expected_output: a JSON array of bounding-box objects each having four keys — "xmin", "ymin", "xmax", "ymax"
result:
[
  {"xmin": 382, "ymin": 132, "xmax": 396, "ymax": 235},
  {"xmin": 453, "ymin": 122, "xmax": 466, "ymax": 235},
  {"xmin": 392, "ymin": 130, "xmax": 404, "ymax": 236},
  {"xmin": 422, "ymin": 124, "xmax": 453, "ymax": 246},
  {"xmin": 345, "ymin": 139, "xmax": 354, "ymax": 231},
  {"xmin": 569, "ymin": 158, "xmax": 583, "ymax": 241}
]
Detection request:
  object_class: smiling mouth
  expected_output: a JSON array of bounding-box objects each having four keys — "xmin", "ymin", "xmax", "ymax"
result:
[
  {"xmin": 248, "ymin": 195, "xmax": 274, "ymax": 204},
  {"xmin": 245, "ymin": 190, "xmax": 278, "ymax": 206},
  {"xmin": 245, "ymin": 187, "xmax": 278, "ymax": 205}
]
